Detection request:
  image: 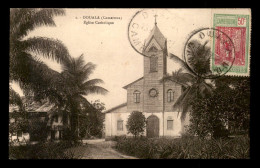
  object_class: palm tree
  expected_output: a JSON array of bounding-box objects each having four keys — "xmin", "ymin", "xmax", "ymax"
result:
[
  {"xmin": 162, "ymin": 40, "xmax": 214, "ymax": 121},
  {"xmin": 10, "ymin": 8, "xmax": 70, "ymax": 103},
  {"xmin": 61, "ymin": 54, "xmax": 108, "ymax": 139}
]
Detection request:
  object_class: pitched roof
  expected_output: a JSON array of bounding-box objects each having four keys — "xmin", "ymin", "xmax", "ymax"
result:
[
  {"xmin": 103, "ymin": 103, "xmax": 127, "ymax": 113},
  {"xmin": 144, "ymin": 24, "xmax": 166, "ymax": 50},
  {"xmin": 35, "ymin": 102, "xmax": 56, "ymax": 112},
  {"xmin": 122, "ymin": 77, "xmax": 144, "ymax": 89}
]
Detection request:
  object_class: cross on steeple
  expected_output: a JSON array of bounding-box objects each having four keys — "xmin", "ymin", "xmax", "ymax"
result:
[{"xmin": 154, "ymin": 14, "xmax": 158, "ymax": 25}]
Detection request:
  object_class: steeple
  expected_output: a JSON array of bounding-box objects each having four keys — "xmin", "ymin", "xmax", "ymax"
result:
[
  {"xmin": 143, "ymin": 20, "xmax": 167, "ymax": 52},
  {"xmin": 143, "ymin": 16, "xmax": 168, "ymax": 76}
]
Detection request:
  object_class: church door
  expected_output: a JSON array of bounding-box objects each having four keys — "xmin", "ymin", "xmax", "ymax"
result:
[{"xmin": 146, "ymin": 115, "xmax": 159, "ymax": 138}]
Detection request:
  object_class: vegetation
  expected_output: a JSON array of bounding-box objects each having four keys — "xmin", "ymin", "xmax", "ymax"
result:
[
  {"xmin": 28, "ymin": 117, "xmax": 49, "ymax": 142},
  {"xmin": 115, "ymin": 136, "xmax": 249, "ymax": 159},
  {"xmin": 10, "ymin": 8, "xmax": 108, "ymax": 141},
  {"xmin": 9, "ymin": 87, "xmax": 29, "ymax": 143},
  {"xmin": 9, "ymin": 141, "xmax": 83, "ymax": 159},
  {"xmin": 9, "ymin": 9, "xmax": 108, "ymax": 159},
  {"xmin": 9, "ymin": 110, "xmax": 29, "ymax": 142},
  {"xmin": 162, "ymin": 40, "xmax": 213, "ymax": 121},
  {"xmin": 163, "ymin": 40, "xmax": 250, "ymax": 139},
  {"xmin": 126, "ymin": 111, "xmax": 146, "ymax": 138},
  {"xmin": 60, "ymin": 55, "xmax": 108, "ymax": 141},
  {"xmin": 188, "ymin": 77, "xmax": 250, "ymax": 138},
  {"xmin": 10, "ymin": 8, "xmax": 70, "ymax": 104},
  {"xmin": 78, "ymin": 100, "xmax": 106, "ymax": 139}
]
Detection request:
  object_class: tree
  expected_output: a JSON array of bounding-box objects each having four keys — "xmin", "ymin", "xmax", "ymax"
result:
[
  {"xmin": 188, "ymin": 77, "xmax": 250, "ymax": 138},
  {"xmin": 60, "ymin": 55, "xmax": 108, "ymax": 140},
  {"xmin": 28, "ymin": 117, "xmax": 48, "ymax": 142},
  {"xmin": 162, "ymin": 40, "xmax": 213, "ymax": 121},
  {"xmin": 9, "ymin": 110, "xmax": 29, "ymax": 142},
  {"xmin": 10, "ymin": 8, "xmax": 70, "ymax": 104},
  {"xmin": 78, "ymin": 100, "xmax": 106, "ymax": 139},
  {"xmin": 126, "ymin": 111, "xmax": 146, "ymax": 138},
  {"xmin": 9, "ymin": 88, "xmax": 29, "ymax": 143}
]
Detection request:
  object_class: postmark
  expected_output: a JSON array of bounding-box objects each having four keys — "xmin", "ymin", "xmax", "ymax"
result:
[
  {"xmin": 128, "ymin": 9, "xmax": 175, "ymax": 57},
  {"xmin": 213, "ymin": 14, "xmax": 250, "ymax": 76},
  {"xmin": 184, "ymin": 28, "xmax": 235, "ymax": 79}
]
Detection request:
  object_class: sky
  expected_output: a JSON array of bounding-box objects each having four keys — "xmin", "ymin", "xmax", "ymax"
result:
[{"xmin": 11, "ymin": 8, "xmax": 242, "ymax": 110}]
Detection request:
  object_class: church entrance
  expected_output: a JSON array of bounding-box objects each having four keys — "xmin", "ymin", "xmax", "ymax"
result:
[{"xmin": 146, "ymin": 115, "xmax": 159, "ymax": 138}]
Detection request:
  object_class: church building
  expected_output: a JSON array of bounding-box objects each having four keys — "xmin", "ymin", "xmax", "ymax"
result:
[{"xmin": 104, "ymin": 20, "xmax": 190, "ymax": 138}]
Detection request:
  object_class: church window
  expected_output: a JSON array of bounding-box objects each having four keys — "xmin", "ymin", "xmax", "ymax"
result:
[
  {"xmin": 150, "ymin": 55, "xmax": 158, "ymax": 72},
  {"xmin": 167, "ymin": 120, "xmax": 173, "ymax": 130},
  {"xmin": 167, "ymin": 89, "xmax": 174, "ymax": 102},
  {"xmin": 117, "ymin": 120, "xmax": 123, "ymax": 131},
  {"xmin": 133, "ymin": 90, "xmax": 141, "ymax": 103}
]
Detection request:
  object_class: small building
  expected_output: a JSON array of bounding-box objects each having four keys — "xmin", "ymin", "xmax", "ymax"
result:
[
  {"xmin": 104, "ymin": 20, "xmax": 190, "ymax": 139},
  {"xmin": 9, "ymin": 97, "xmax": 70, "ymax": 143}
]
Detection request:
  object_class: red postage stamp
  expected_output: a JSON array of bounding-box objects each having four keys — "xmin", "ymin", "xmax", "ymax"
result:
[{"xmin": 213, "ymin": 14, "xmax": 250, "ymax": 76}]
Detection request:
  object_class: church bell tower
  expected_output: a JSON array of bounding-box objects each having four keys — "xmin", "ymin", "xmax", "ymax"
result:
[
  {"xmin": 143, "ymin": 15, "xmax": 167, "ymax": 78},
  {"xmin": 142, "ymin": 15, "xmax": 168, "ymax": 113}
]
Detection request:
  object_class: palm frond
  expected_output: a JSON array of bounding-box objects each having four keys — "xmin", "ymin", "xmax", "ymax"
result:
[
  {"xmin": 174, "ymin": 85, "xmax": 197, "ymax": 120},
  {"xmin": 10, "ymin": 8, "xmax": 65, "ymax": 39},
  {"xmin": 180, "ymin": 102, "xmax": 192, "ymax": 121},
  {"xmin": 9, "ymin": 87, "xmax": 23, "ymax": 110},
  {"xmin": 81, "ymin": 79, "xmax": 104, "ymax": 88},
  {"xmin": 23, "ymin": 37, "xmax": 70, "ymax": 64},
  {"xmin": 172, "ymin": 71, "xmax": 196, "ymax": 85},
  {"xmin": 161, "ymin": 74, "xmax": 189, "ymax": 87},
  {"xmin": 198, "ymin": 82, "xmax": 213, "ymax": 97},
  {"xmin": 173, "ymin": 86, "xmax": 191, "ymax": 111},
  {"xmin": 168, "ymin": 53, "xmax": 195, "ymax": 75},
  {"xmin": 80, "ymin": 62, "xmax": 97, "ymax": 81},
  {"xmin": 10, "ymin": 51, "xmax": 65, "ymax": 104},
  {"xmin": 75, "ymin": 54, "xmax": 85, "ymax": 69},
  {"xmin": 161, "ymin": 70, "xmax": 195, "ymax": 87},
  {"xmin": 83, "ymin": 86, "xmax": 108, "ymax": 95}
]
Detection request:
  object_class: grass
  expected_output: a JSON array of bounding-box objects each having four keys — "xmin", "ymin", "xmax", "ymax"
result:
[
  {"xmin": 9, "ymin": 141, "xmax": 84, "ymax": 159},
  {"xmin": 114, "ymin": 135, "xmax": 250, "ymax": 159}
]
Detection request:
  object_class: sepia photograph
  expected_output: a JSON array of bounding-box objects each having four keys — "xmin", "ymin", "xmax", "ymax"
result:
[{"xmin": 9, "ymin": 8, "xmax": 251, "ymax": 159}]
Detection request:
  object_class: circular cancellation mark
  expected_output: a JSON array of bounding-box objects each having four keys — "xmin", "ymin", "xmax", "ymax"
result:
[
  {"xmin": 128, "ymin": 9, "xmax": 175, "ymax": 58},
  {"xmin": 183, "ymin": 28, "xmax": 236, "ymax": 79}
]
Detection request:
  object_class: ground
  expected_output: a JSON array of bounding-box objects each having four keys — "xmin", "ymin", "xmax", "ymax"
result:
[{"xmin": 67, "ymin": 139, "xmax": 137, "ymax": 159}]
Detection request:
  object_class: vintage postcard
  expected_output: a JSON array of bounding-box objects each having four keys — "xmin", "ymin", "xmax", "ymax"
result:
[{"xmin": 9, "ymin": 8, "xmax": 251, "ymax": 159}]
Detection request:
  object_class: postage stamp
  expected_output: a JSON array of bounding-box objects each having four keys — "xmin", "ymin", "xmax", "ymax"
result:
[
  {"xmin": 212, "ymin": 14, "xmax": 250, "ymax": 76},
  {"xmin": 9, "ymin": 9, "xmax": 251, "ymax": 159}
]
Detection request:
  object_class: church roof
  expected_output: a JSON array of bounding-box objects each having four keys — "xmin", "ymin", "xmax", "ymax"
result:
[
  {"xmin": 104, "ymin": 103, "xmax": 127, "ymax": 113},
  {"xmin": 122, "ymin": 77, "xmax": 144, "ymax": 89},
  {"xmin": 144, "ymin": 24, "xmax": 167, "ymax": 50}
]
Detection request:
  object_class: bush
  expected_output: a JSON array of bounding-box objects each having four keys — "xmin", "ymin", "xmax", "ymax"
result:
[
  {"xmin": 114, "ymin": 136, "xmax": 249, "ymax": 159},
  {"xmin": 9, "ymin": 141, "xmax": 83, "ymax": 159},
  {"xmin": 126, "ymin": 111, "xmax": 146, "ymax": 138},
  {"xmin": 189, "ymin": 78, "xmax": 250, "ymax": 139}
]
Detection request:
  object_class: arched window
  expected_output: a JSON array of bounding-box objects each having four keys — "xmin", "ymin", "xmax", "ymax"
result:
[
  {"xmin": 167, "ymin": 89, "xmax": 174, "ymax": 102},
  {"xmin": 133, "ymin": 90, "xmax": 141, "ymax": 103},
  {"xmin": 150, "ymin": 55, "xmax": 158, "ymax": 72}
]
